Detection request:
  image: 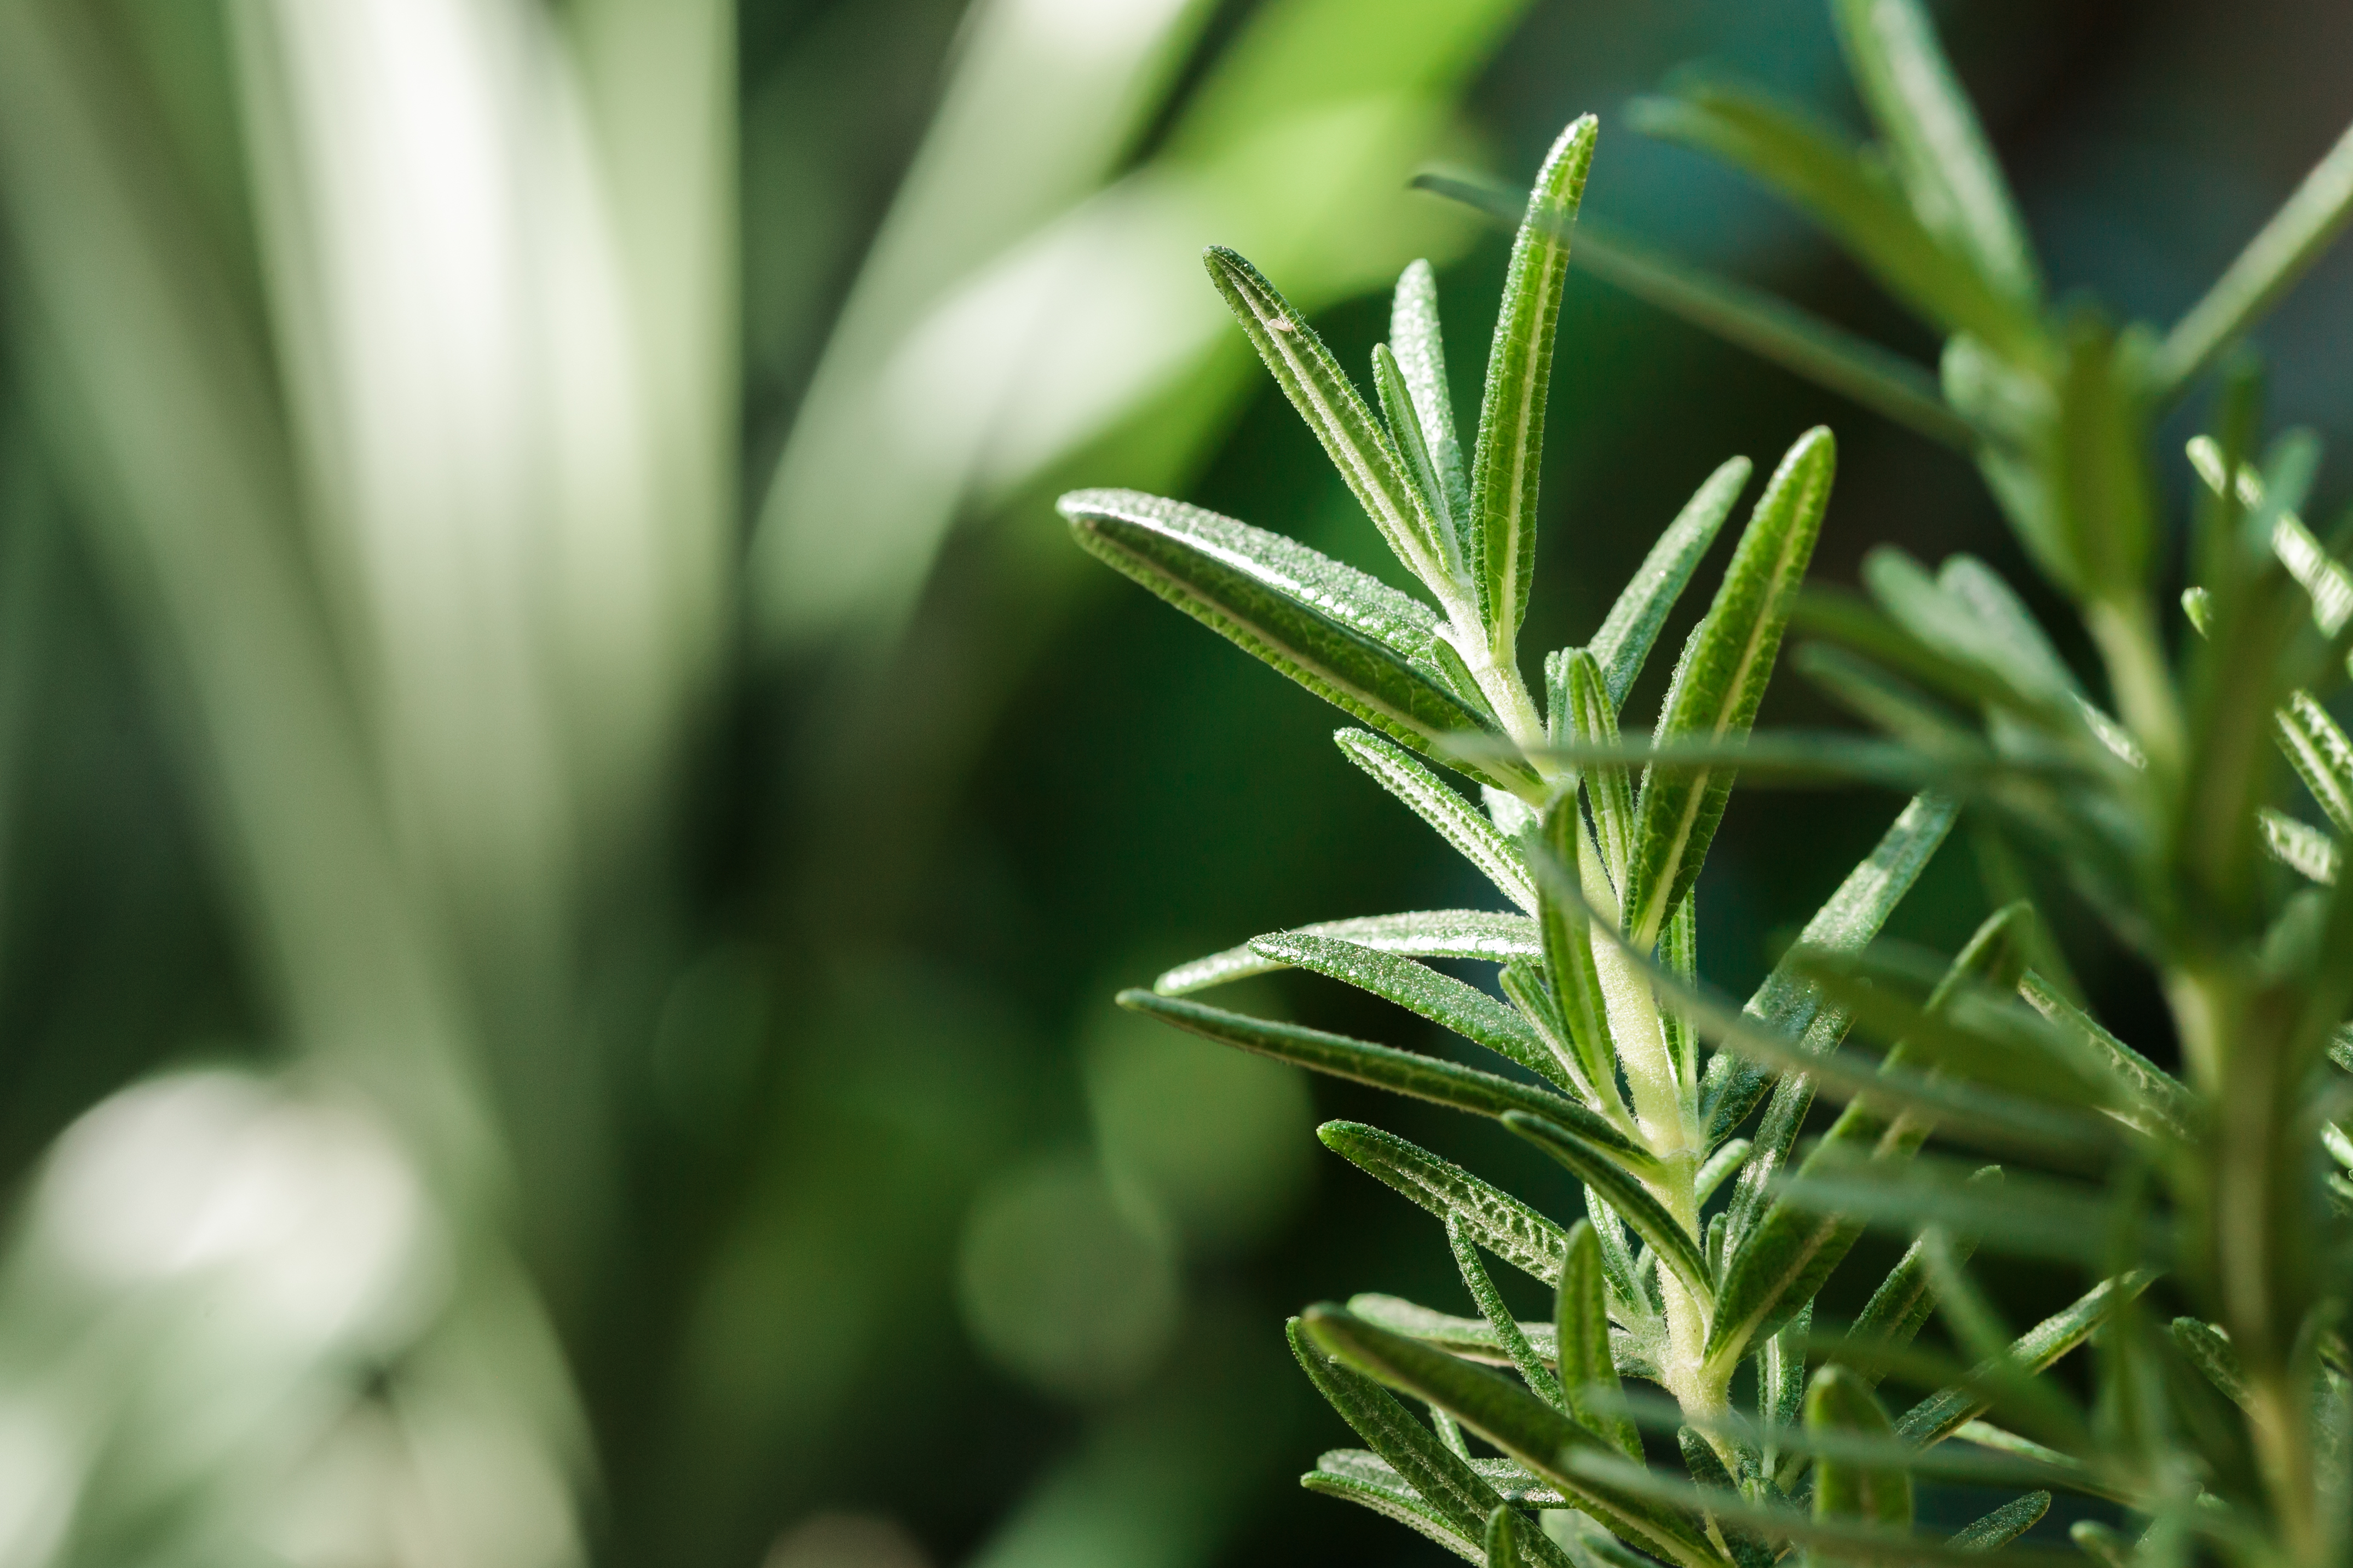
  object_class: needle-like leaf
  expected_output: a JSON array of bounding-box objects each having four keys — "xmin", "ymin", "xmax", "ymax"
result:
[
  {"xmin": 1289, "ymin": 1317, "xmax": 1575, "ymax": 1568},
  {"xmin": 2153, "ymin": 117, "xmax": 2353, "ymax": 397},
  {"xmin": 1254, "ymin": 931, "xmax": 1567, "ymax": 1087},
  {"xmin": 1157, "ymin": 910, "xmax": 1539, "ymax": 995},
  {"xmin": 1628, "ymin": 80, "xmax": 2035, "ymax": 360},
  {"xmin": 2277, "ymin": 690, "xmax": 2353, "ymax": 836},
  {"xmin": 1118, "ymin": 991, "xmax": 1603, "ymax": 1129},
  {"xmin": 1945, "ymin": 1492, "xmax": 2050, "ymax": 1550},
  {"xmin": 1531, "ymin": 794, "xmax": 1627, "ymax": 1112},
  {"xmin": 1502, "ymin": 1111, "xmax": 1712, "ymax": 1304},
  {"xmin": 1624, "ymin": 427, "xmax": 1836, "ymax": 947},
  {"xmin": 2260, "ymin": 807, "xmax": 2338, "ymax": 885},
  {"xmin": 1391, "ymin": 259, "xmax": 1472, "ymax": 536},
  {"xmin": 1559, "ymin": 1219, "xmax": 1642, "ymax": 1459},
  {"xmin": 1469, "ymin": 115, "xmax": 1597, "ymax": 653},
  {"xmin": 1062, "ymin": 489, "xmax": 1535, "ymax": 790},
  {"xmin": 1411, "ymin": 173, "xmax": 1976, "ymax": 452},
  {"xmin": 1339, "ymin": 730, "xmax": 1537, "ymax": 911},
  {"xmin": 1375, "ymin": 341, "xmax": 1463, "ymax": 577},
  {"xmin": 1829, "ymin": 0, "xmax": 2041, "ymax": 308},
  {"xmin": 1561, "ymin": 651, "xmax": 1636, "ymax": 890},
  {"xmin": 1450, "ymin": 1215, "xmax": 1566, "ymax": 1409},
  {"xmin": 1320, "ymin": 1121, "xmax": 1572, "ymax": 1288},
  {"xmin": 1202, "ymin": 248, "xmax": 1447, "ymax": 586},
  {"xmin": 1301, "ymin": 1305, "xmax": 1732, "ymax": 1568},
  {"xmin": 1590, "ymin": 458, "xmax": 1755, "ymax": 711},
  {"xmin": 1808, "ymin": 1364, "xmax": 1914, "ymax": 1531},
  {"xmin": 1705, "ymin": 791, "xmax": 1959, "ymax": 1142},
  {"xmin": 1901, "ymin": 1278, "xmax": 2155, "ymax": 1448}
]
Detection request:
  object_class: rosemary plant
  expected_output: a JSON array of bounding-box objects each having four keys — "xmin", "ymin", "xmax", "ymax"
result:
[{"xmin": 1064, "ymin": 4, "xmax": 2353, "ymax": 1566}]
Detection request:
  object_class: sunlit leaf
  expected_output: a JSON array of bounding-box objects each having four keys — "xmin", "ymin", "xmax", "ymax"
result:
[
  {"xmin": 1338, "ymin": 729, "xmax": 1538, "ymax": 912},
  {"xmin": 1156, "ymin": 910, "xmax": 1540, "ymax": 996},
  {"xmin": 1254, "ymin": 931, "xmax": 1565, "ymax": 1087},
  {"xmin": 1450, "ymin": 1215, "xmax": 1565, "ymax": 1408},
  {"xmin": 1468, "ymin": 115, "xmax": 1596, "ymax": 653},
  {"xmin": 1203, "ymin": 248, "xmax": 1449, "ymax": 586},
  {"xmin": 1502, "ymin": 1110, "xmax": 1711, "ymax": 1304},
  {"xmin": 1559, "ymin": 1219, "xmax": 1642, "ymax": 1459},
  {"xmin": 1624, "ymin": 427, "xmax": 1836, "ymax": 947},
  {"xmin": 1319, "ymin": 1122, "xmax": 1571, "ymax": 1288},
  {"xmin": 1062, "ymin": 489, "xmax": 1535, "ymax": 790},
  {"xmin": 1589, "ymin": 458, "xmax": 1753, "ymax": 710},
  {"xmin": 1391, "ymin": 259, "xmax": 1473, "ymax": 538},
  {"xmin": 1118, "ymin": 990, "xmax": 1596, "ymax": 1126}
]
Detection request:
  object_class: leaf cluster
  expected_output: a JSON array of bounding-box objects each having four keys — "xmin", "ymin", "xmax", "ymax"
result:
[{"xmin": 1064, "ymin": 4, "xmax": 2353, "ymax": 1566}]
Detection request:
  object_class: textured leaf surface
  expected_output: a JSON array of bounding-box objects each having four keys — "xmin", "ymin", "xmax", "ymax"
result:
[
  {"xmin": 1120, "ymin": 991, "xmax": 1591, "ymax": 1125},
  {"xmin": 1156, "ymin": 910, "xmax": 1540, "ymax": 994},
  {"xmin": 1561, "ymin": 651, "xmax": 1636, "ymax": 890},
  {"xmin": 1203, "ymin": 249, "xmax": 1445, "ymax": 583},
  {"xmin": 1347, "ymin": 1295, "xmax": 1561, "ymax": 1370},
  {"xmin": 1450, "ymin": 1216, "xmax": 1565, "ymax": 1408},
  {"xmin": 1704, "ymin": 791, "xmax": 1957, "ymax": 1145},
  {"xmin": 1322, "ymin": 1122, "xmax": 1571, "ymax": 1287},
  {"xmin": 1896, "ymin": 1271, "xmax": 2156, "ymax": 1445},
  {"xmin": 1255, "ymin": 931, "xmax": 1564, "ymax": 1085},
  {"xmin": 1469, "ymin": 116, "xmax": 1597, "ymax": 651},
  {"xmin": 1340, "ymin": 730, "xmax": 1537, "ymax": 911},
  {"xmin": 1591, "ymin": 463, "xmax": 1753, "ymax": 711},
  {"xmin": 1945, "ymin": 1492, "xmax": 2050, "ymax": 1550},
  {"xmin": 2278, "ymin": 689, "xmax": 2353, "ymax": 835},
  {"xmin": 1302, "ymin": 1306, "xmax": 1730, "ymax": 1568},
  {"xmin": 1289, "ymin": 1319, "xmax": 1575, "ymax": 1568},
  {"xmin": 1504, "ymin": 1111, "xmax": 1711, "ymax": 1302},
  {"xmin": 1391, "ymin": 259, "xmax": 1472, "ymax": 534},
  {"xmin": 1558, "ymin": 1220, "xmax": 1642, "ymax": 1458},
  {"xmin": 1625, "ymin": 427, "xmax": 1836, "ymax": 945},
  {"xmin": 1063, "ymin": 490, "xmax": 1532, "ymax": 789}
]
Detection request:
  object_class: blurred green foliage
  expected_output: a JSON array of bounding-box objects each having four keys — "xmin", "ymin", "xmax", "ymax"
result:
[{"xmin": 0, "ymin": 2, "xmax": 2342, "ymax": 1566}]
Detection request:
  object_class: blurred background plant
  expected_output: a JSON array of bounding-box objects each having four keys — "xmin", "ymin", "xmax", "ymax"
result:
[{"xmin": 0, "ymin": 2, "xmax": 2344, "ymax": 1567}]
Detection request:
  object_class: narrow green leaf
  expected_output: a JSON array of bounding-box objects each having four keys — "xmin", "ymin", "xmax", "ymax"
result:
[
  {"xmin": 1559, "ymin": 1220, "xmax": 1642, "ymax": 1460},
  {"xmin": 1320, "ymin": 1121, "xmax": 1571, "ymax": 1287},
  {"xmin": 1375, "ymin": 341, "xmax": 1462, "ymax": 575},
  {"xmin": 1665, "ymin": 895, "xmax": 1702, "ymax": 1113},
  {"xmin": 2016, "ymin": 971, "xmax": 2195, "ymax": 1141},
  {"xmin": 1531, "ymin": 794, "xmax": 1627, "ymax": 1113},
  {"xmin": 2153, "ymin": 117, "xmax": 2353, "ymax": 397},
  {"xmin": 2168, "ymin": 1318, "xmax": 2250, "ymax": 1410},
  {"xmin": 1896, "ymin": 1271, "xmax": 2158, "ymax": 1447},
  {"xmin": 1591, "ymin": 458, "xmax": 1753, "ymax": 710},
  {"xmin": 1289, "ymin": 1318, "xmax": 1576, "ymax": 1568},
  {"xmin": 1318, "ymin": 1449, "xmax": 1570, "ymax": 1509},
  {"xmin": 1061, "ymin": 490, "xmax": 1532, "ymax": 791},
  {"xmin": 1255, "ymin": 931, "xmax": 1567, "ymax": 1089},
  {"xmin": 1625, "ymin": 427, "xmax": 1837, "ymax": 947},
  {"xmin": 1562, "ymin": 651, "xmax": 1636, "ymax": 889},
  {"xmin": 2054, "ymin": 308, "xmax": 2154, "ymax": 601},
  {"xmin": 1705, "ymin": 791, "xmax": 1959, "ymax": 1142},
  {"xmin": 1300, "ymin": 1466, "xmax": 1482, "ymax": 1561},
  {"xmin": 1120, "ymin": 990, "xmax": 1591, "ymax": 1126},
  {"xmin": 1947, "ymin": 1492, "xmax": 2049, "ymax": 1551},
  {"xmin": 1348, "ymin": 1295, "xmax": 1563, "ymax": 1374},
  {"xmin": 1775, "ymin": 1161, "xmax": 2141, "ymax": 1267},
  {"xmin": 1300, "ymin": 1306, "xmax": 1731, "ymax": 1568},
  {"xmin": 1697, "ymin": 1139, "xmax": 1750, "ymax": 1204},
  {"xmin": 1201, "ymin": 248, "xmax": 1446, "ymax": 586},
  {"xmin": 1847, "ymin": 1219, "xmax": 1986, "ymax": 1382},
  {"xmin": 1339, "ymin": 729, "xmax": 1537, "ymax": 912},
  {"xmin": 1469, "ymin": 115, "xmax": 1598, "ymax": 652},
  {"xmin": 1861, "ymin": 549, "xmax": 2081, "ymax": 724},
  {"xmin": 2068, "ymin": 1522, "xmax": 2132, "ymax": 1568},
  {"xmin": 2277, "ymin": 689, "xmax": 2353, "ymax": 835},
  {"xmin": 1934, "ymin": 556, "xmax": 2083, "ymax": 698},
  {"xmin": 1156, "ymin": 910, "xmax": 1540, "ymax": 996},
  {"xmin": 1503, "ymin": 1110, "xmax": 1712, "ymax": 1304},
  {"xmin": 2260, "ymin": 807, "xmax": 2338, "ymax": 885},
  {"xmin": 1451, "ymin": 1214, "xmax": 1567, "ymax": 1409},
  {"xmin": 1830, "ymin": 0, "xmax": 2040, "ymax": 307},
  {"xmin": 1485, "ymin": 1505, "xmax": 1518, "ymax": 1567},
  {"xmin": 1628, "ymin": 81, "xmax": 2034, "ymax": 358},
  {"xmin": 1808, "ymin": 1365, "xmax": 1913, "ymax": 1530},
  {"xmin": 1410, "ymin": 175, "xmax": 1974, "ymax": 452},
  {"xmin": 1391, "ymin": 259, "xmax": 1472, "ymax": 533},
  {"xmin": 1706, "ymin": 912, "xmax": 2028, "ymax": 1374}
]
